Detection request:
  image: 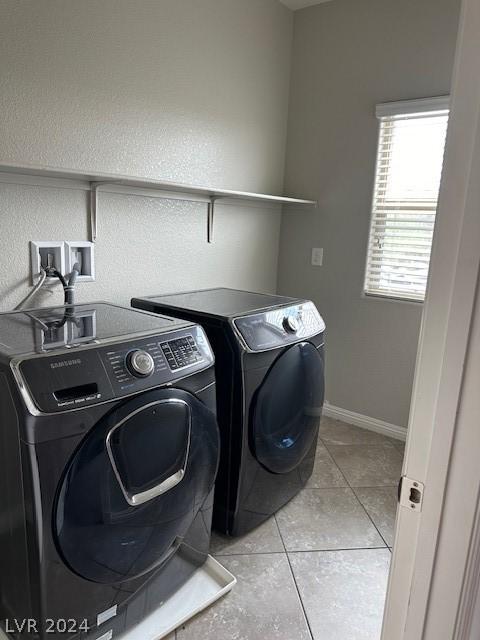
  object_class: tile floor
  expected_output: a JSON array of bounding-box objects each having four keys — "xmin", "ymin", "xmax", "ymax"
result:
[{"xmin": 174, "ymin": 417, "xmax": 405, "ymax": 640}]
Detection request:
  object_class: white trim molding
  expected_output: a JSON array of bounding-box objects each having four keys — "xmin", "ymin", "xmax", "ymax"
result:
[
  {"xmin": 376, "ymin": 95, "xmax": 450, "ymax": 119},
  {"xmin": 382, "ymin": 0, "xmax": 480, "ymax": 635},
  {"xmin": 323, "ymin": 402, "xmax": 407, "ymax": 441},
  {"xmin": 455, "ymin": 489, "xmax": 480, "ymax": 639}
]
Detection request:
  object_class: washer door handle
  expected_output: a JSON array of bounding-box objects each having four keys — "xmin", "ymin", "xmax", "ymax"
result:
[
  {"xmin": 105, "ymin": 399, "xmax": 191, "ymax": 507},
  {"xmin": 121, "ymin": 467, "xmax": 186, "ymax": 506}
]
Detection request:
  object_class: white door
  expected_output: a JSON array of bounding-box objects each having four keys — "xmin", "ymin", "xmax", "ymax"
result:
[{"xmin": 381, "ymin": 0, "xmax": 480, "ymax": 637}]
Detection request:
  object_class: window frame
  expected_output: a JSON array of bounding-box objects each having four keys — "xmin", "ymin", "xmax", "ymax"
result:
[{"xmin": 363, "ymin": 96, "xmax": 450, "ymax": 304}]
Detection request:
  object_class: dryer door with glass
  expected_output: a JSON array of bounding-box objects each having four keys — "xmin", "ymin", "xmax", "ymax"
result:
[
  {"xmin": 251, "ymin": 342, "xmax": 324, "ymax": 474},
  {"xmin": 54, "ymin": 387, "xmax": 219, "ymax": 584}
]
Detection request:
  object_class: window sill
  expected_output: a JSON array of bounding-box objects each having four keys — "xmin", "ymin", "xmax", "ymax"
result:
[{"xmin": 362, "ymin": 291, "xmax": 425, "ymax": 305}]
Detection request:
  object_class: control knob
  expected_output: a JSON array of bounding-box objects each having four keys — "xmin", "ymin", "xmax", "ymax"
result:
[
  {"xmin": 283, "ymin": 315, "xmax": 299, "ymax": 334},
  {"xmin": 126, "ymin": 350, "xmax": 155, "ymax": 378}
]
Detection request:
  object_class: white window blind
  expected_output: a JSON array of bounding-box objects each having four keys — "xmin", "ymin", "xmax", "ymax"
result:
[{"xmin": 364, "ymin": 97, "xmax": 449, "ymax": 301}]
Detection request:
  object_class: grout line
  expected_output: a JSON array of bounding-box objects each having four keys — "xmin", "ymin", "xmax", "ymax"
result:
[
  {"xmin": 320, "ymin": 441, "xmax": 338, "ymax": 459},
  {"xmin": 274, "ymin": 514, "xmax": 315, "ymax": 640},
  {"xmin": 317, "ymin": 442, "xmax": 347, "ymax": 469},
  {"xmin": 300, "ymin": 486, "xmax": 356, "ymax": 492},
  {"xmin": 317, "ymin": 442, "xmax": 391, "ymax": 548},
  {"xmin": 213, "ymin": 549, "xmax": 287, "ymax": 557},
  {"xmin": 342, "ymin": 484, "xmax": 398, "ymax": 489},
  {"xmin": 302, "ymin": 482, "xmax": 397, "ymax": 492},
  {"xmin": 319, "ymin": 442, "xmax": 352, "ymax": 487},
  {"xmin": 286, "ymin": 546, "xmax": 389, "ymax": 554},
  {"xmin": 321, "ymin": 440, "xmax": 399, "ymax": 453},
  {"xmin": 321, "ymin": 441, "xmax": 398, "ymax": 488},
  {"xmin": 214, "ymin": 545, "xmax": 389, "ymax": 558},
  {"xmin": 301, "ymin": 484, "xmax": 398, "ymax": 490},
  {"xmin": 350, "ymin": 485, "xmax": 391, "ymax": 548},
  {"xmin": 288, "ymin": 547, "xmax": 390, "ymax": 555},
  {"xmin": 319, "ymin": 437, "xmax": 399, "ymax": 448},
  {"xmin": 321, "ymin": 442, "xmax": 399, "ymax": 447}
]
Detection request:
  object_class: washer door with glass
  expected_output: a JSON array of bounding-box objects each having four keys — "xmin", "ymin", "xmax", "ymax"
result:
[
  {"xmin": 251, "ymin": 342, "xmax": 324, "ymax": 474},
  {"xmin": 54, "ymin": 388, "xmax": 219, "ymax": 584}
]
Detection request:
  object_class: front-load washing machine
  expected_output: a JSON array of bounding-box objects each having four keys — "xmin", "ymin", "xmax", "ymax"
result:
[
  {"xmin": 132, "ymin": 288, "xmax": 325, "ymax": 537},
  {"xmin": 0, "ymin": 302, "xmax": 219, "ymax": 639}
]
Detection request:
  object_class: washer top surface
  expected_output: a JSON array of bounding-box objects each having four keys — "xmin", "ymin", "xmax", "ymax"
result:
[
  {"xmin": 135, "ymin": 288, "xmax": 303, "ymax": 319},
  {"xmin": 0, "ymin": 302, "xmax": 189, "ymax": 358}
]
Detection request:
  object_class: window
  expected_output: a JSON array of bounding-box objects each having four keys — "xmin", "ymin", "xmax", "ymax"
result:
[{"xmin": 364, "ymin": 97, "xmax": 449, "ymax": 301}]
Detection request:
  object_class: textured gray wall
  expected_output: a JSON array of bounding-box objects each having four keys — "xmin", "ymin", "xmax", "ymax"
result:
[
  {"xmin": 0, "ymin": 0, "xmax": 292, "ymax": 310},
  {"xmin": 278, "ymin": 0, "xmax": 461, "ymax": 427}
]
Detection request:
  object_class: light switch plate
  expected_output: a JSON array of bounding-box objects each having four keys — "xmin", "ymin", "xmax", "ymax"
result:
[{"xmin": 311, "ymin": 247, "xmax": 323, "ymax": 266}]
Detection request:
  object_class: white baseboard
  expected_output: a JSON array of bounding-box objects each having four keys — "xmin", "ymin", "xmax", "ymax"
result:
[{"xmin": 323, "ymin": 402, "xmax": 407, "ymax": 442}]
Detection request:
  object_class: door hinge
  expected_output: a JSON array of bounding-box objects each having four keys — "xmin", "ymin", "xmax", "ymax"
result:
[{"xmin": 398, "ymin": 475, "xmax": 425, "ymax": 512}]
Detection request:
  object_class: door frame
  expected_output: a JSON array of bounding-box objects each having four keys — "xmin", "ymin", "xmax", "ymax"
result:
[{"xmin": 381, "ymin": 0, "xmax": 480, "ymax": 636}]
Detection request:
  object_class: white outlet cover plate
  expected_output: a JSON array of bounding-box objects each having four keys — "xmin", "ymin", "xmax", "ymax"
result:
[
  {"xmin": 65, "ymin": 240, "xmax": 95, "ymax": 282},
  {"xmin": 30, "ymin": 241, "xmax": 65, "ymax": 284}
]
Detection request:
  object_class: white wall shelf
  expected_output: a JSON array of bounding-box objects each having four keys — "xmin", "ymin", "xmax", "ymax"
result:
[{"xmin": 0, "ymin": 163, "xmax": 317, "ymax": 243}]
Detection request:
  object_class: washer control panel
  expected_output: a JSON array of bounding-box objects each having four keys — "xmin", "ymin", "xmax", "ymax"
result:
[
  {"xmin": 18, "ymin": 325, "xmax": 214, "ymax": 413},
  {"xmin": 126, "ymin": 350, "xmax": 155, "ymax": 377},
  {"xmin": 104, "ymin": 339, "xmax": 168, "ymax": 389},
  {"xmin": 160, "ymin": 335, "xmax": 203, "ymax": 371},
  {"xmin": 103, "ymin": 329, "xmax": 210, "ymax": 394},
  {"xmin": 233, "ymin": 301, "xmax": 325, "ymax": 352}
]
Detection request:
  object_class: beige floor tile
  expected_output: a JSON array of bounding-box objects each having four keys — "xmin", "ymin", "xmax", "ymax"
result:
[
  {"xmin": 320, "ymin": 417, "xmax": 398, "ymax": 446},
  {"xmin": 176, "ymin": 554, "xmax": 311, "ymax": 640},
  {"xmin": 355, "ymin": 487, "xmax": 398, "ymax": 547},
  {"xmin": 210, "ymin": 517, "xmax": 284, "ymax": 556},
  {"xmin": 289, "ymin": 549, "xmax": 391, "ymax": 640},
  {"xmin": 306, "ymin": 443, "xmax": 348, "ymax": 489},
  {"xmin": 275, "ymin": 488, "xmax": 384, "ymax": 552},
  {"xmin": 395, "ymin": 441, "xmax": 406, "ymax": 456},
  {"xmin": 326, "ymin": 444, "xmax": 403, "ymax": 487}
]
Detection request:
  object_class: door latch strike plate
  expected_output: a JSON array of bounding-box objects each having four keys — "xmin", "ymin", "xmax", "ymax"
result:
[{"xmin": 399, "ymin": 475, "xmax": 425, "ymax": 512}]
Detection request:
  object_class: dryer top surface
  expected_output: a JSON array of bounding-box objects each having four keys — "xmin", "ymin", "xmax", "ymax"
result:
[{"xmin": 134, "ymin": 288, "xmax": 304, "ymax": 320}]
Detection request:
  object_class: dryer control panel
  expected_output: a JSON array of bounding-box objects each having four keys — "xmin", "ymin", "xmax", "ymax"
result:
[
  {"xmin": 17, "ymin": 326, "xmax": 214, "ymax": 414},
  {"xmin": 233, "ymin": 301, "xmax": 325, "ymax": 352}
]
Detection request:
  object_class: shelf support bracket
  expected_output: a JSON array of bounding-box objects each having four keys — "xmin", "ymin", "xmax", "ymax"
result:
[
  {"xmin": 207, "ymin": 197, "xmax": 217, "ymax": 243},
  {"xmin": 89, "ymin": 182, "xmax": 111, "ymax": 243},
  {"xmin": 89, "ymin": 182, "xmax": 101, "ymax": 243}
]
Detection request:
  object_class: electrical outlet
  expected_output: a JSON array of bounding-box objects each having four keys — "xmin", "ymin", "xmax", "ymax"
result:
[
  {"xmin": 311, "ymin": 247, "xmax": 323, "ymax": 266},
  {"xmin": 30, "ymin": 241, "xmax": 65, "ymax": 283},
  {"xmin": 65, "ymin": 241, "xmax": 95, "ymax": 282}
]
